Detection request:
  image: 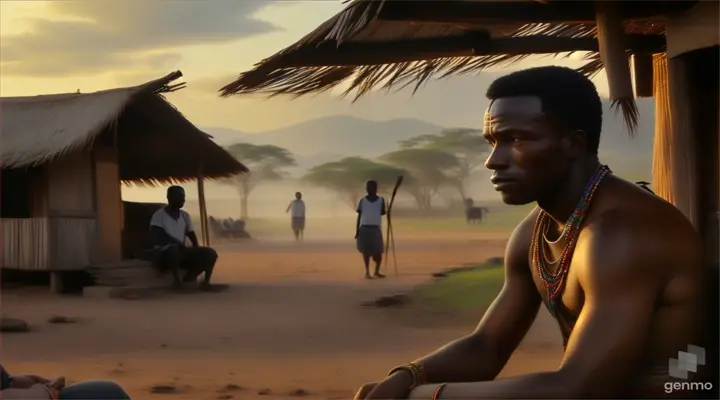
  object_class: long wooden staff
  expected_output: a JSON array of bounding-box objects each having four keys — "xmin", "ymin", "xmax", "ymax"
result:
[{"xmin": 384, "ymin": 176, "xmax": 404, "ymax": 276}]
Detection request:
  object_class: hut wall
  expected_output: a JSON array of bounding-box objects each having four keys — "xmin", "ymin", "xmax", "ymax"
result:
[
  {"xmin": 659, "ymin": 28, "xmax": 720, "ymax": 395},
  {"xmin": 29, "ymin": 167, "xmax": 49, "ymax": 217},
  {"xmin": 43, "ymin": 151, "xmax": 97, "ymax": 270},
  {"xmin": 47, "ymin": 151, "xmax": 95, "ymax": 217},
  {"xmin": 0, "ymin": 167, "xmax": 49, "ymax": 270},
  {"xmin": 93, "ymin": 146, "xmax": 123, "ymax": 264},
  {"xmin": 665, "ymin": 1, "xmax": 719, "ymax": 59}
]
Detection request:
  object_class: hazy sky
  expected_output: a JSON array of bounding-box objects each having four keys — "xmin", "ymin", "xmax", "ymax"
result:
[{"xmin": 0, "ymin": 1, "xmax": 613, "ymax": 204}]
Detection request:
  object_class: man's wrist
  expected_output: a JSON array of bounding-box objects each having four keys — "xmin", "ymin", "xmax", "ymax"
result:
[
  {"xmin": 390, "ymin": 368, "xmax": 415, "ymax": 389},
  {"xmin": 388, "ymin": 362, "xmax": 427, "ymax": 389}
]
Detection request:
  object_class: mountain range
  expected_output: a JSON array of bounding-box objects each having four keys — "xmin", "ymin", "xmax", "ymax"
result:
[{"xmin": 203, "ymin": 98, "xmax": 655, "ymax": 177}]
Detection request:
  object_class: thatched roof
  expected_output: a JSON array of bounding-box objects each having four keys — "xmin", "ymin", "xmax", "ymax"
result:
[
  {"xmin": 1, "ymin": 71, "xmax": 247, "ymax": 185},
  {"xmin": 219, "ymin": 0, "xmax": 694, "ymax": 132}
]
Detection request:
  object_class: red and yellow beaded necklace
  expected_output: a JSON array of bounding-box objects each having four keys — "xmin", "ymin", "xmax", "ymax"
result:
[{"xmin": 531, "ymin": 164, "xmax": 611, "ymax": 348}]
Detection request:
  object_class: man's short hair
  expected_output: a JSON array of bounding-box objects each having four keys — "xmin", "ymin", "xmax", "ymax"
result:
[
  {"xmin": 366, "ymin": 180, "xmax": 378, "ymax": 186},
  {"xmin": 167, "ymin": 185, "xmax": 185, "ymax": 195},
  {"xmin": 486, "ymin": 66, "xmax": 603, "ymax": 155}
]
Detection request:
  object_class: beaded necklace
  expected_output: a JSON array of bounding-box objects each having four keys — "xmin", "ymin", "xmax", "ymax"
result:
[{"xmin": 531, "ymin": 164, "xmax": 610, "ymax": 349}]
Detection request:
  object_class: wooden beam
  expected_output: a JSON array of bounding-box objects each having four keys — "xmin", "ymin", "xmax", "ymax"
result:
[
  {"xmin": 377, "ymin": 1, "xmax": 697, "ymax": 25},
  {"xmin": 272, "ymin": 34, "xmax": 665, "ymax": 68}
]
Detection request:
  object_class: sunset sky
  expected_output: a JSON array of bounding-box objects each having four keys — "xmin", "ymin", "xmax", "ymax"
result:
[
  {"xmin": 0, "ymin": 1, "xmax": 610, "ymax": 130},
  {"xmin": 0, "ymin": 1, "xmax": 612, "ymax": 203}
]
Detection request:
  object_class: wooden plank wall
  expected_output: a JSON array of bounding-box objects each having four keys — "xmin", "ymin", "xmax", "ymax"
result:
[{"xmin": 0, "ymin": 218, "xmax": 49, "ymax": 270}]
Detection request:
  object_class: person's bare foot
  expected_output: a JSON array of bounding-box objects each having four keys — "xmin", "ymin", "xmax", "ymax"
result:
[
  {"xmin": 373, "ymin": 273, "xmax": 386, "ymax": 279},
  {"xmin": 364, "ymin": 274, "xmax": 373, "ymax": 279}
]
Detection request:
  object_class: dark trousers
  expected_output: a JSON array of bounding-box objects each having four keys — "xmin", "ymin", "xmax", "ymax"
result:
[
  {"xmin": 59, "ymin": 380, "xmax": 130, "ymax": 399},
  {"xmin": 154, "ymin": 245, "xmax": 218, "ymax": 282}
]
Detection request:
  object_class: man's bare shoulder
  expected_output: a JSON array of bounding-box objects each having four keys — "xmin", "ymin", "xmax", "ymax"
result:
[
  {"xmin": 579, "ymin": 202, "xmax": 702, "ymax": 286},
  {"xmin": 504, "ymin": 207, "xmax": 541, "ymax": 269}
]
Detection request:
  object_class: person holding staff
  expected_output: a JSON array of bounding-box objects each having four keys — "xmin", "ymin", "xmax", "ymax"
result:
[{"xmin": 354, "ymin": 180, "xmax": 387, "ymax": 279}]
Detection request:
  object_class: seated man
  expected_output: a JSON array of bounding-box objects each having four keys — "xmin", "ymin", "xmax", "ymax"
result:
[
  {"xmin": 354, "ymin": 67, "xmax": 706, "ymax": 399},
  {"xmin": 1, "ymin": 364, "xmax": 130, "ymax": 399},
  {"xmin": 149, "ymin": 186, "xmax": 218, "ymax": 291}
]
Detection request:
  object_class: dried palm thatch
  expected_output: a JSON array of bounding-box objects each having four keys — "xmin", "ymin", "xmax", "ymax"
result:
[
  {"xmin": 220, "ymin": 0, "xmax": 688, "ymax": 134},
  {"xmin": 1, "ymin": 71, "xmax": 247, "ymax": 186}
]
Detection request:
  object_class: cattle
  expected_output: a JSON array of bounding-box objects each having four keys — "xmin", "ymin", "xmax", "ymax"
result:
[{"xmin": 464, "ymin": 198, "xmax": 488, "ymax": 224}]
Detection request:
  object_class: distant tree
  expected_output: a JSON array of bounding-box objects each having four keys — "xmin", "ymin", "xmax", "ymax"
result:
[
  {"xmin": 302, "ymin": 157, "xmax": 406, "ymax": 209},
  {"xmin": 399, "ymin": 128, "xmax": 489, "ymax": 200},
  {"xmin": 224, "ymin": 143, "xmax": 296, "ymax": 219},
  {"xmin": 379, "ymin": 148, "xmax": 459, "ymax": 211}
]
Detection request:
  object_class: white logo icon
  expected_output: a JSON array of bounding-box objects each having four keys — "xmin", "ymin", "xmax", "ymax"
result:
[{"xmin": 669, "ymin": 344, "xmax": 706, "ymax": 380}]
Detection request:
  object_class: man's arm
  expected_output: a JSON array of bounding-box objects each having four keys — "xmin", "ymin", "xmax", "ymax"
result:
[
  {"xmin": 400, "ymin": 216, "xmax": 541, "ymax": 384},
  {"xmin": 6, "ymin": 375, "xmax": 47, "ymax": 389},
  {"xmin": 355, "ymin": 200, "xmax": 362, "ymax": 237},
  {"xmin": 408, "ymin": 213, "xmax": 676, "ymax": 399},
  {"xmin": 187, "ymin": 231, "xmax": 199, "ymax": 247},
  {"xmin": 381, "ymin": 198, "xmax": 387, "ymax": 216},
  {"xmin": 150, "ymin": 226, "xmax": 182, "ymax": 247},
  {"xmin": 2, "ymin": 386, "xmax": 55, "ymax": 399},
  {"xmin": 183, "ymin": 212, "xmax": 199, "ymax": 247},
  {"xmin": 286, "ymin": 202, "xmax": 292, "ymax": 213}
]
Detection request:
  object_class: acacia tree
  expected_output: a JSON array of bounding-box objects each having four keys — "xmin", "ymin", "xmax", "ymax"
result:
[
  {"xmin": 224, "ymin": 143, "xmax": 296, "ymax": 219},
  {"xmin": 399, "ymin": 128, "xmax": 489, "ymax": 200},
  {"xmin": 379, "ymin": 148, "xmax": 459, "ymax": 211},
  {"xmin": 302, "ymin": 157, "xmax": 406, "ymax": 209}
]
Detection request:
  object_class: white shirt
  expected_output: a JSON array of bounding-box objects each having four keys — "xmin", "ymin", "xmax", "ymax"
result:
[
  {"xmin": 288, "ymin": 199, "xmax": 306, "ymax": 218},
  {"xmin": 150, "ymin": 208, "xmax": 194, "ymax": 244},
  {"xmin": 357, "ymin": 196, "xmax": 385, "ymax": 227}
]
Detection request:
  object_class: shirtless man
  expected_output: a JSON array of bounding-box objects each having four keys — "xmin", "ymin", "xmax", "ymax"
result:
[{"xmin": 354, "ymin": 66, "xmax": 705, "ymax": 399}]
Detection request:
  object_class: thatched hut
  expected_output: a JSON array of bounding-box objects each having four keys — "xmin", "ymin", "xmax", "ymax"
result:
[
  {"xmin": 219, "ymin": 0, "xmax": 718, "ymax": 392},
  {"xmin": 1, "ymin": 71, "xmax": 247, "ymax": 288}
]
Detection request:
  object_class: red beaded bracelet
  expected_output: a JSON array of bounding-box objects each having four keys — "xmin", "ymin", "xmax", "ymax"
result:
[
  {"xmin": 41, "ymin": 384, "xmax": 59, "ymax": 400},
  {"xmin": 432, "ymin": 383, "xmax": 447, "ymax": 400}
]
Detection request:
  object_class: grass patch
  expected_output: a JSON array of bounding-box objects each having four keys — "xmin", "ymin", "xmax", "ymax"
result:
[{"xmin": 414, "ymin": 264, "xmax": 505, "ymax": 311}]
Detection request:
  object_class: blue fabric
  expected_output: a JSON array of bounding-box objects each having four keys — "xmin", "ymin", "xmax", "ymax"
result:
[{"xmin": 59, "ymin": 380, "xmax": 130, "ymax": 400}]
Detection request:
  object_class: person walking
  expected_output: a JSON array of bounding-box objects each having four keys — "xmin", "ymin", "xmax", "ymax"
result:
[{"xmin": 286, "ymin": 192, "xmax": 306, "ymax": 242}]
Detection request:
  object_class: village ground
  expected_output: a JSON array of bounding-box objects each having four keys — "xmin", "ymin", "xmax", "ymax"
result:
[{"xmin": 1, "ymin": 218, "xmax": 564, "ymax": 400}]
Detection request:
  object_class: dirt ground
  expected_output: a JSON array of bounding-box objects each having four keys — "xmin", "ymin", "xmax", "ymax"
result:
[{"xmin": 1, "ymin": 230, "xmax": 563, "ymax": 400}]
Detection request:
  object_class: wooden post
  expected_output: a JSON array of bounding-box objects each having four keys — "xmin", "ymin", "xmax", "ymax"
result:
[
  {"xmin": 595, "ymin": 1, "xmax": 633, "ymax": 102},
  {"xmin": 632, "ymin": 53, "xmax": 654, "ymax": 97},
  {"xmin": 197, "ymin": 167, "xmax": 210, "ymax": 247}
]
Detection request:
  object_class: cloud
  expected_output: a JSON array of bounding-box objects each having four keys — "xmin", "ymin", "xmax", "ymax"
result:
[{"xmin": 0, "ymin": 0, "xmax": 279, "ymax": 76}]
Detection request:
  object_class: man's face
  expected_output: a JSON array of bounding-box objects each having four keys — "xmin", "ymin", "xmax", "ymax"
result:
[
  {"xmin": 167, "ymin": 189, "xmax": 186, "ymax": 208},
  {"xmin": 295, "ymin": 192, "xmax": 302, "ymax": 200},
  {"xmin": 366, "ymin": 182, "xmax": 377, "ymax": 195},
  {"xmin": 483, "ymin": 96, "xmax": 574, "ymax": 205}
]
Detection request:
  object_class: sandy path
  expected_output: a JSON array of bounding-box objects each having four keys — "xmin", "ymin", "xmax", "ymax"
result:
[{"xmin": 1, "ymin": 236, "xmax": 562, "ymax": 399}]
